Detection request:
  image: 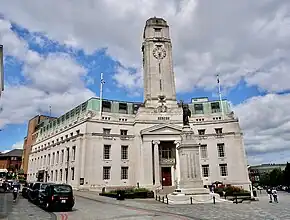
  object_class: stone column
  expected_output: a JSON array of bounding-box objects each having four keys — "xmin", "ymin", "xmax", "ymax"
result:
[
  {"xmin": 174, "ymin": 141, "xmax": 180, "ymax": 187},
  {"xmin": 152, "ymin": 140, "xmax": 160, "ymax": 186}
]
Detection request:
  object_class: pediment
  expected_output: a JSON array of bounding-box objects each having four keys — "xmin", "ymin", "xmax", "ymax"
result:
[{"xmin": 141, "ymin": 124, "xmax": 183, "ymax": 135}]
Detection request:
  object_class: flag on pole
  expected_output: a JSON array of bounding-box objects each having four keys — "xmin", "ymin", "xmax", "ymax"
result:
[
  {"xmin": 100, "ymin": 72, "xmax": 105, "ymax": 84},
  {"xmin": 216, "ymin": 74, "xmax": 220, "ymax": 84}
]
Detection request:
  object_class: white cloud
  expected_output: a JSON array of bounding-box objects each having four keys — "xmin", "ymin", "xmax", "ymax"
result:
[
  {"xmin": 0, "ymin": 1, "xmax": 290, "ymax": 164},
  {"xmin": 0, "ymin": 19, "xmax": 95, "ymax": 128},
  {"xmin": 11, "ymin": 140, "xmax": 23, "ymax": 149},
  {"xmin": 1, "ymin": 0, "xmax": 290, "ymax": 93},
  {"xmin": 234, "ymin": 93, "xmax": 290, "ymax": 158}
]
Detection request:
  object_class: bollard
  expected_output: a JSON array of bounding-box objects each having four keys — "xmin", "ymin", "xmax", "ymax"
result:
[
  {"xmin": 190, "ymin": 197, "xmax": 193, "ymax": 204},
  {"xmin": 159, "ymin": 196, "xmax": 161, "ymax": 201},
  {"xmin": 167, "ymin": 197, "xmax": 169, "ymax": 204},
  {"xmin": 213, "ymin": 196, "xmax": 215, "ymax": 204},
  {"xmin": 162, "ymin": 196, "xmax": 164, "ymax": 203},
  {"xmin": 235, "ymin": 195, "xmax": 238, "ymax": 204},
  {"xmin": 155, "ymin": 195, "xmax": 157, "ymax": 200}
]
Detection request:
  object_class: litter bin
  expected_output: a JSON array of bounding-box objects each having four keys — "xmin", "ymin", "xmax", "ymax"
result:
[
  {"xmin": 253, "ymin": 190, "xmax": 257, "ymax": 197},
  {"xmin": 116, "ymin": 190, "xmax": 125, "ymax": 200}
]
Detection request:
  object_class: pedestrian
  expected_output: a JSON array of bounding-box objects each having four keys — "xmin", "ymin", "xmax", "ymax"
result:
[
  {"xmin": 12, "ymin": 181, "xmax": 20, "ymax": 202},
  {"xmin": 272, "ymin": 188, "xmax": 278, "ymax": 203},
  {"xmin": 267, "ymin": 187, "xmax": 272, "ymax": 203}
]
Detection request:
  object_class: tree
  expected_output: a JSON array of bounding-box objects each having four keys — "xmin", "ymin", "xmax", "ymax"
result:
[
  {"xmin": 259, "ymin": 172, "xmax": 270, "ymax": 186},
  {"xmin": 269, "ymin": 168, "xmax": 283, "ymax": 186},
  {"xmin": 259, "ymin": 168, "xmax": 284, "ymax": 187},
  {"xmin": 283, "ymin": 162, "xmax": 290, "ymax": 186}
]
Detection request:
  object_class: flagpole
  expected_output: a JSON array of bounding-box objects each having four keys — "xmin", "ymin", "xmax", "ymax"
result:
[
  {"xmin": 99, "ymin": 73, "xmax": 104, "ymax": 120},
  {"xmin": 49, "ymin": 105, "xmax": 52, "ymax": 117},
  {"xmin": 217, "ymin": 74, "xmax": 224, "ymax": 119}
]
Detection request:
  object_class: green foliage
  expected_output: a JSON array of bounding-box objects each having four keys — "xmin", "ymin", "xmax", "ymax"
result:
[
  {"xmin": 214, "ymin": 185, "xmax": 250, "ymax": 197},
  {"xmin": 18, "ymin": 169, "xmax": 24, "ymax": 175},
  {"xmin": 101, "ymin": 187, "xmax": 153, "ymax": 199},
  {"xmin": 284, "ymin": 162, "xmax": 290, "ymax": 186},
  {"xmin": 259, "ymin": 167, "xmax": 287, "ymax": 187},
  {"xmin": 109, "ymin": 187, "xmax": 149, "ymax": 194}
]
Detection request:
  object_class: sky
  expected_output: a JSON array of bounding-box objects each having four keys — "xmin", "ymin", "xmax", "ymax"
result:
[{"xmin": 0, "ymin": 0, "xmax": 290, "ymax": 165}]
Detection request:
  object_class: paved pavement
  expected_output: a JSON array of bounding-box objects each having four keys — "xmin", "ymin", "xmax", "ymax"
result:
[
  {"xmin": 1, "ymin": 190, "xmax": 290, "ymax": 219},
  {"xmin": 72, "ymin": 190, "xmax": 290, "ymax": 220},
  {"xmin": 0, "ymin": 193, "xmax": 12, "ymax": 219},
  {"xmin": 0, "ymin": 193, "xmax": 54, "ymax": 220}
]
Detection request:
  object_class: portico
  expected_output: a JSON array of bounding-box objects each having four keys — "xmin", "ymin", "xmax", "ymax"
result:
[{"xmin": 140, "ymin": 124, "xmax": 182, "ymax": 188}]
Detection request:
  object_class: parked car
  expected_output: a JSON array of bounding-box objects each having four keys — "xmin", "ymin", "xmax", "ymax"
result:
[
  {"xmin": 0, "ymin": 179, "xmax": 7, "ymax": 193},
  {"xmin": 25, "ymin": 182, "xmax": 34, "ymax": 198},
  {"xmin": 22, "ymin": 182, "xmax": 32, "ymax": 198},
  {"xmin": 28, "ymin": 182, "xmax": 53, "ymax": 204},
  {"xmin": 39, "ymin": 184, "xmax": 75, "ymax": 211}
]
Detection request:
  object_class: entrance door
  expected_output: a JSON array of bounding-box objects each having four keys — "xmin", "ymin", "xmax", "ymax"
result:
[{"xmin": 161, "ymin": 167, "xmax": 172, "ymax": 186}]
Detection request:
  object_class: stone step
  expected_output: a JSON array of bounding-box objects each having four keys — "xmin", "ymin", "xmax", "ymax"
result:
[{"xmin": 156, "ymin": 186, "xmax": 176, "ymax": 195}]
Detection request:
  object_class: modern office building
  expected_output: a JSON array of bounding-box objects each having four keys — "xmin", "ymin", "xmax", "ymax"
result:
[{"xmin": 27, "ymin": 17, "xmax": 250, "ymax": 191}]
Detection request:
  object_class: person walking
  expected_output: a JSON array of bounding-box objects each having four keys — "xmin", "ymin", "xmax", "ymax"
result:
[
  {"xmin": 12, "ymin": 181, "xmax": 20, "ymax": 202},
  {"xmin": 267, "ymin": 187, "xmax": 273, "ymax": 203},
  {"xmin": 272, "ymin": 188, "xmax": 278, "ymax": 203}
]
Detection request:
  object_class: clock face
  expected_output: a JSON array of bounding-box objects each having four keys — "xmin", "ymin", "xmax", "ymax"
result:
[{"xmin": 153, "ymin": 46, "xmax": 166, "ymax": 60}]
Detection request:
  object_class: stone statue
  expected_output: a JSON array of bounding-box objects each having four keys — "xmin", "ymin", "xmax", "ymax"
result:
[{"xmin": 181, "ymin": 101, "xmax": 191, "ymax": 126}]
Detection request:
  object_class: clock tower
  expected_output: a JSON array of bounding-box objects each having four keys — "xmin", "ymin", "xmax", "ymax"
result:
[{"xmin": 142, "ymin": 17, "xmax": 177, "ymax": 108}]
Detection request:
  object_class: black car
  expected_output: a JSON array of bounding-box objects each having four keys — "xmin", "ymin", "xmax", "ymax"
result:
[
  {"xmin": 28, "ymin": 182, "xmax": 53, "ymax": 203},
  {"xmin": 22, "ymin": 182, "xmax": 31, "ymax": 198},
  {"xmin": 39, "ymin": 184, "xmax": 75, "ymax": 211}
]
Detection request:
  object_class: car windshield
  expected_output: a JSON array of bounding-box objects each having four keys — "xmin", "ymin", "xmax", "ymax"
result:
[{"xmin": 53, "ymin": 185, "xmax": 72, "ymax": 193}]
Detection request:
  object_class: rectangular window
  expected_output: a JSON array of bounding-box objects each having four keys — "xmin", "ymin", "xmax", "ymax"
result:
[
  {"xmin": 60, "ymin": 169, "xmax": 62, "ymax": 181},
  {"xmin": 215, "ymin": 128, "xmax": 223, "ymax": 134},
  {"xmin": 194, "ymin": 104, "xmax": 203, "ymax": 114},
  {"xmin": 219, "ymin": 164, "xmax": 228, "ymax": 176},
  {"xmin": 103, "ymin": 128, "xmax": 111, "ymax": 135},
  {"xmin": 61, "ymin": 150, "xmax": 64, "ymax": 163},
  {"xmin": 51, "ymin": 171, "xmax": 53, "ymax": 181},
  {"xmin": 120, "ymin": 129, "xmax": 128, "ymax": 136},
  {"xmin": 102, "ymin": 101, "xmax": 111, "ymax": 112},
  {"xmin": 72, "ymin": 146, "xmax": 76, "ymax": 161},
  {"xmin": 103, "ymin": 145, "xmax": 111, "ymax": 160},
  {"xmin": 121, "ymin": 167, "xmax": 128, "ymax": 180},
  {"xmin": 198, "ymin": 129, "xmax": 205, "ymax": 135},
  {"xmin": 217, "ymin": 143, "xmax": 225, "ymax": 157},
  {"xmin": 52, "ymin": 153, "xmax": 55, "ymax": 164},
  {"xmin": 121, "ymin": 145, "xmax": 128, "ymax": 160},
  {"xmin": 71, "ymin": 167, "xmax": 75, "ymax": 180},
  {"xmin": 66, "ymin": 148, "xmax": 70, "ymax": 161},
  {"xmin": 103, "ymin": 167, "xmax": 111, "ymax": 180},
  {"xmin": 56, "ymin": 151, "xmax": 59, "ymax": 163},
  {"xmin": 202, "ymin": 165, "xmax": 209, "ymax": 177},
  {"xmin": 48, "ymin": 154, "xmax": 50, "ymax": 165},
  {"xmin": 161, "ymin": 147, "xmax": 172, "ymax": 159},
  {"xmin": 119, "ymin": 103, "xmax": 127, "ymax": 114},
  {"xmin": 154, "ymin": 28, "xmax": 162, "ymax": 37},
  {"xmin": 211, "ymin": 102, "xmax": 221, "ymax": 113},
  {"xmin": 200, "ymin": 145, "xmax": 208, "ymax": 158},
  {"xmin": 55, "ymin": 170, "xmax": 58, "ymax": 181}
]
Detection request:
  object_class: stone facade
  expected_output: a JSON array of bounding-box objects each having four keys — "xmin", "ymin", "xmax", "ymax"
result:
[{"xmin": 27, "ymin": 17, "xmax": 250, "ymax": 192}]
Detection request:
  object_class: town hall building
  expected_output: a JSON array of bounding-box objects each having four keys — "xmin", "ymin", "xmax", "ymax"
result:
[{"xmin": 27, "ymin": 17, "xmax": 251, "ymax": 192}]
